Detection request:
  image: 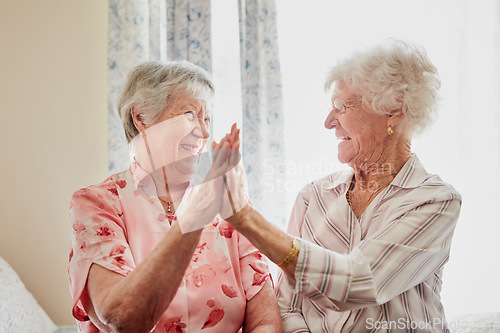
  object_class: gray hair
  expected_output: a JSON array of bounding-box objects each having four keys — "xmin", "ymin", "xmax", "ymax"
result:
[
  {"xmin": 118, "ymin": 60, "xmax": 214, "ymax": 143},
  {"xmin": 325, "ymin": 39, "xmax": 441, "ymax": 137}
]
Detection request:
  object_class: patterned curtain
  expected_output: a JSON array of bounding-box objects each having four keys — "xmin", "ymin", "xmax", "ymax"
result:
[
  {"xmin": 238, "ymin": 0, "xmax": 286, "ymax": 228},
  {"xmin": 108, "ymin": 0, "xmax": 285, "ymax": 228},
  {"xmin": 108, "ymin": 0, "xmax": 211, "ymax": 174},
  {"xmin": 166, "ymin": 0, "xmax": 212, "ymax": 73}
]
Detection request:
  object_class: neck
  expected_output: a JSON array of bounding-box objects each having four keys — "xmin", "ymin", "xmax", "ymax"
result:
[
  {"xmin": 351, "ymin": 137, "xmax": 412, "ymax": 193},
  {"xmin": 157, "ymin": 182, "xmax": 189, "ymax": 203}
]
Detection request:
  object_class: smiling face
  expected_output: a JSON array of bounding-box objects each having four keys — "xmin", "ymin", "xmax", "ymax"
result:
[
  {"xmin": 156, "ymin": 94, "xmax": 211, "ymax": 165},
  {"xmin": 324, "ymin": 81, "xmax": 391, "ymax": 168},
  {"xmin": 133, "ymin": 92, "xmax": 212, "ymax": 185}
]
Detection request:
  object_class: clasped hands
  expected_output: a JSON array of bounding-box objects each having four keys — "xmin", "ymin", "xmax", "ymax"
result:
[{"xmin": 176, "ymin": 123, "xmax": 250, "ymax": 233}]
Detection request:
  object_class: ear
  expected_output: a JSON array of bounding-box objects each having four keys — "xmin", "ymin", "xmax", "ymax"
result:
[
  {"xmin": 388, "ymin": 96, "xmax": 406, "ymax": 128},
  {"xmin": 387, "ymin": 111, "xmax": 405, "ymax": 128},
  {"xmin": 131, "ymin": 107, "xmax": 147, "ymax": 133}
]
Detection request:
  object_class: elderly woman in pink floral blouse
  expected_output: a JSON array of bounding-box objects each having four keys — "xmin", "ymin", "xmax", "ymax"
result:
[{"xmin": 68, "ymin": 60, "xmax": 282, "ymax": 333}]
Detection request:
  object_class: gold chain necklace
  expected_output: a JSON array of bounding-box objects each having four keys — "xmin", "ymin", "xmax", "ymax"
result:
[
  {"xmin": 346, "ymin": 181, "xmax": 354, "ymax": 206},
  {"xmin": 159, "ymin": 197, "xmax": 181, "ymax": 221}
]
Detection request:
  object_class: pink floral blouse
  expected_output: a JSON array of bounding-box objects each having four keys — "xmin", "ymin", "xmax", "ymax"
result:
[{"xmin": 68, "ymin": 161, "xmax": 270, "ymax": 333}]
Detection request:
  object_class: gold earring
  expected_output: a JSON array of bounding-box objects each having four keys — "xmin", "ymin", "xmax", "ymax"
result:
[{"xmin": 387, "ymin": 126, "xmax": 394, "ymax": 136}]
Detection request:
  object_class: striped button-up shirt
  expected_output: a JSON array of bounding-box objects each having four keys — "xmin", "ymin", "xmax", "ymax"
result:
[{"xmin": 276, "ymin": 154, "xmax": 461, "ymax": 332}]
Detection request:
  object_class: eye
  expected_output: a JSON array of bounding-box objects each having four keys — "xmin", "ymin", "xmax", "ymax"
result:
[
  {"xmin": 204, "ymin": 116, "xmax": 211, "ymax": 125},
  {"xmin": 333, "ymin": 99, "xmax": 344, "ymax": 112},
  {"xmin": 184, "ymin": 111, "xmax": 196, "ymax": 121}
]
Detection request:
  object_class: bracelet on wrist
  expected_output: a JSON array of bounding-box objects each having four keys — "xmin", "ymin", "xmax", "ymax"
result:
[{"xmin": 278, "ymin": 237, "xmax": 300, "ymax": 267}]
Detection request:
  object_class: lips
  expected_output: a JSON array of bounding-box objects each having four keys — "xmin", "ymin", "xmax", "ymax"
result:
[
  {"xmin": 336, "ymin": 134, "xmax": 351, "ymax": 141},
  {"xmin": 180, "ymin": 143, "xmax": 202, "ymax": 154}
]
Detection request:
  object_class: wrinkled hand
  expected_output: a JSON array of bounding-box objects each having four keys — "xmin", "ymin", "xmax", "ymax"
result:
[
  {"xmin": 219, "ymin": 162, "xmax": 250, "ymax": 220},
  {"xmin": 216, "ymin": 124, "xmax": 250, "ymax": 220},
  {"xmin": 177, "ymin": 123, "xmax": 244, "ymax": 233},
  {"xmin": 207, "ymin": 123, "xmax": 241, "ymax": 181}
]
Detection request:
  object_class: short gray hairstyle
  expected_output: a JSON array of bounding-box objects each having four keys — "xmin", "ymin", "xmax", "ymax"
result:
[
  {"xmin": 118, "ymin": 60, "xmax": 214, "ymax": 143},
  {"xmin": 325, "ymin": 39, "xmax": 441, "ymax": 137}
]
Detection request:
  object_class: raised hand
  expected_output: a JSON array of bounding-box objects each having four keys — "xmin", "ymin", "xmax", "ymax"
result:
[
  {"xmin": 176, "ymin": 123, "xmax": 243, "ymax": 233},
  {"xmin": 208, "ymin": 123, "xmax": 241, "ymax": 180},
  {"xmin": 215, "ymin": 124, "xmax": 250, "ymax": 220}
]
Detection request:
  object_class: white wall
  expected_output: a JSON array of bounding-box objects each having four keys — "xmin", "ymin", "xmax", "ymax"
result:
[{"xmin": 0, "ymin": 0, "xmax": 108, "ymax": 325}]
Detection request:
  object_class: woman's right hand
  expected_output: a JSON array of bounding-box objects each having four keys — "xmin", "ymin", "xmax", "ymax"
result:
[
  {"xmin": 211, "ymin": 124, "xmax": 250, "ymax": 220},
  {"xmin": 176, "ymin": 123, "xmax": 241, "ymax": 233},
  {"xmin": 208, "ymin": 123, "xmax": 241, "ymax": 180}
]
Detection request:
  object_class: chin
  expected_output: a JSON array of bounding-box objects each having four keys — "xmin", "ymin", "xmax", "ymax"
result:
[
  {"xmin": 337, "ymin": 152, "xmax": 350, "ymax": 165},
  {"xmin": 178, "ymin": 156, "xmax": 200, "ymax": 175}
]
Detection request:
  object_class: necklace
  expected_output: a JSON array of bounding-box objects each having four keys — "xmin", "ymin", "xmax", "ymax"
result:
[
  {"xmin": 141, "ymin": 134, "xmax": 181, "ymax": 222},
  {"xmin": 346, "ymin": 181, "xmax": 354, "ymax": 206},
  {"xmin": 159, "ymin": 197, "xmax": 181, "ymax": 221}
]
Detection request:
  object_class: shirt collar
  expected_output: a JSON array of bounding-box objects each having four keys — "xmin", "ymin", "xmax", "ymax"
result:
[
  {"xmin": 322, "ymin": 168, "xmax": 354, "ymax": 190},
  {"xmin": 130, "ymin": 159, "xmax": 158, "ymax": 197},
  {"xmin": 130, "ymin": 159, "xmax": 197, "ymax": 200},
  {"xmin": 321, "ymin": 154, "xmax": 428, "ymax": 191},
  {"xmin": 389, "ymin": 154, "xmax": 429, "ymax": 189}
]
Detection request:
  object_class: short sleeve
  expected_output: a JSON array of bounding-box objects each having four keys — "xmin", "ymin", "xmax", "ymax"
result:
[
  {"xmin": 68, "ymin": 182, "xmax": 135, "ymax": 322},
  {"xmin": 237, "ymin": 232, "xmax": 270, "ymax": 301}
]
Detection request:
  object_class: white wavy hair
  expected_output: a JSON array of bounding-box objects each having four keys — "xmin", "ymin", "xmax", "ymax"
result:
[
  {"xmin": 325, "ymin": 39, "xmax": 441, "ymax": 137},
  {"xmin": 118, "ymin": 60, "xmax": 214, "ymax": 143}
]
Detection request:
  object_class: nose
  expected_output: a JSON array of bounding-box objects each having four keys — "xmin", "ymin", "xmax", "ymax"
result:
[
  {"xmin": 324, "ymin": 108, "xmax": 338, "ymax": 129},
  {"xmin": 200, "ymin": 123, "xmax": 210, "ymax": 139},
  {"xmin": 193, "ymin": 118, "xmax": 210, "ymax": 139}
]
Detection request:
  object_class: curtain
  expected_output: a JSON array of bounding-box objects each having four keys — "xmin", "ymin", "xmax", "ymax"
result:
[
  {"xmin": 238, "ymin": 0, "xmax": 286, "ymax": 229},
  {"xmin": 166, "ymin": 0, "xmax": 212, "ymax": 73},
  {"xmin": 108, "ymin": 0, "xmax": 211, "ymax": 174},
  {"xmin": 108, "ymin": 0, "xmax": 286, "ymax": 229},
  {"xmin": 108, "ymin": 0, "xmax": 167, "ymax": 174}
]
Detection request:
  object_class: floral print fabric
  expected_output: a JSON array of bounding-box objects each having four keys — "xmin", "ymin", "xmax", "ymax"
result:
[{"xmin": 68, "ymin": 161, "xmax": 269, "ymax": 333}]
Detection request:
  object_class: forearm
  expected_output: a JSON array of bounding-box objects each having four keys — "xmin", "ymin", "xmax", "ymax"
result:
[
  {"xmin": 227, "ymin": 205, "xmax": 297, "ymax": 278},
  {"xmin": 245, "ymin": 324, "xmax": 282, "ymax": 333},
  {"xmin": 91, "ymin": 222, "xmax": 202, "ymax": 332},
  {"xmin": 242, "ymin": 279, "xmax": 283, "ymax": 333}
]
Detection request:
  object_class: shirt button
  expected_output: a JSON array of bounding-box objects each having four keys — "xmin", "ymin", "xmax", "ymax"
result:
[{"xmin": 158, "ymin": 213, "xmax": 166, "ymax": 222}]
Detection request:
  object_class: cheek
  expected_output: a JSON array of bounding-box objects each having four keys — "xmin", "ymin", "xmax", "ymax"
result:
[
  {"xmin": 343, "ymin": 117, "xmax": 364, "ymax": 147},
  {"xmin": 347, "ymin": 118, "xmax": 383, "ymax": 152},
  {"xmin": 142, "ymin": 117, "xmax": 194, "ymax": 163},
  {"xmin": 149, "ymin": 116, "xmax": 195, "ymax": 144},
  {"xmin": 171, "ymin": 117, "xmax": 196, "ymax": 142}
]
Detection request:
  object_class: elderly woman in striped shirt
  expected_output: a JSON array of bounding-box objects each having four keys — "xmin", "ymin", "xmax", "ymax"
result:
[{"xmin": 223, "ymin": 39, "xmax": 461, "ymax": 332}]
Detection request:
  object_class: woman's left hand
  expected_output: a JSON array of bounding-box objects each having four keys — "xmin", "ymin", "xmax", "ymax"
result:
[
  {"xmin": 213, "ymin": 124, "xmax": 251, "ymax": 221},
  {"xmin": 176, "ymin": 124, "xmax": 244, "ymax": 233},
  {"xmin": 209, "ymin": 123, "xmax": 241, "ymax": 178}
]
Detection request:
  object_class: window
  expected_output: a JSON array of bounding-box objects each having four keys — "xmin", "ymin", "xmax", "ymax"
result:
[{"xmin": 212, "ymin": 0, "xmax": 500, "ymax": 317}]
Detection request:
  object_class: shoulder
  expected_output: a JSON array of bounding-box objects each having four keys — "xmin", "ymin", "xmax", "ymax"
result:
[
  {"xmin": 412, "ymin": 173, "xmax": 462, "ymax": 203},
  {"xmin": 70, "ymin": 170, "xmax": 130, "ymax": 214},
  {"xmin": 71, "ymin": 170, "xmax": 130, "ymax": 198},
  {"xmin": 383, "ymin": 170, "xmax": 462, "ymax": 224},
  {"xmin": 404, "ymin": 155, "xmax": 461, "ymax": 202}
]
